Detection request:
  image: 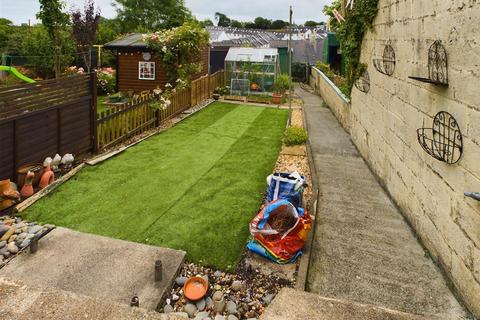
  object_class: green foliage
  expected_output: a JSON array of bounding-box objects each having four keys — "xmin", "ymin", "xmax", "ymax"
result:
[
  {"xmin": 114, "ymin": 0, "xmax": 192, "ymax": 32},
  {"xmin": 22, "ymin": 25, "xmax": 75, "ymax": 79},
  {"xmin": 274, "ymin": 74, "xmax": 292, "ymax": 94},
  {"xmin": 316, "ymin": 62, "xmax": 335, "ymax": 79},
  {"xmin": 145, "ymin": 22, "xmax": 209, "ymax": 83},
  {"xmin": 214, "ymin": 86, "xmax": 229, "ymax": 95},
  {"xmin": 199, "ymin": 19, "xmax": 214, "ymax": 27},
  {"xmin": 215, "ymin": 12, "xmax": 231, "ymax": 27},
  {"xmin": 96, "ymin": 17, "xmax": 122, "ymax": 44},
  {"xmin": 304, "ymin": 20, "xmax": 320, "ymax": 27},
  {"xmin": 284, "ymin": 126, "xmax": 308, "ymax": 146},
  {"xmin": 97, "ymin": 68, "xmax": 116, "ymax": 94},
  {"xmin": 292, "ymin": 62, "xmax": 307, "ymax": 82},
  {"xmin": 324, "ymin": 0, "xmax": 379, "ymax": 94},
  {"xmin": 0, "ymin": 18, "xmax": 13, "ymax": 53},
  {"xmin": 271, "ymin": 19, "xmax": 288, "ymax": 30}
]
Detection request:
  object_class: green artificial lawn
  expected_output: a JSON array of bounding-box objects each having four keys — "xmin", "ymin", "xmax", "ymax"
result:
[{"xmin": 24, "ymin": 102, "xmax": 288, "ymax": 270}]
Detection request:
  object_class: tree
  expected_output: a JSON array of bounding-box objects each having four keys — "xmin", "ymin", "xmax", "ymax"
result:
[
  {"xmin": 22, "ymin": 25, "xmax": 75, "ymax": 78},
  {"xmin": 271, "ymin": 19, "xmax": 288, "ymax": 30},
  {"xmin": 304, "ymin": 20, "xmax": 319, "ymax": 27},
  {"xmin": 199, "ymin": 19, "xmax": 214, "ymax": 27},
  {"xmin": 71, "ymin": 0, "xmax": 101, "ymax": 72},
  {"xmin": 114, "ymin": 0, "xmax": 192, "ymax": 32},
  {"xmin": 230, "ymin": 20, "xmax": 244, "ymax": 28},
  {"xmin": 37, "ymin": 0, "xmax": 70, "ymax": 77},
  {"xmin": 253, "ymin": 17, "xmax": 272, "ymax": 29},
  {"xmin": 96, "ymin": 17, "xmax": 122, "ymax": 44},
  {"xmin": 0, "ymin": 18, "xmax": 13, "ymax": 53},
  {"xmin": 214, "ymin": 12, "xmax": 231, "ymax": 27}
]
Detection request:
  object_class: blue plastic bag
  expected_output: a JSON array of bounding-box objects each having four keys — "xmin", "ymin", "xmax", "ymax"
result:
[{"xmin": 266, "ymin": 172, "xmax": 306, "ymax": 208}]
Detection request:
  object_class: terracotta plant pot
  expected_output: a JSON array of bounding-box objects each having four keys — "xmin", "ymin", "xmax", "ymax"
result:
[
  {"xmin": 183, "ymin": 276, "xmax": 209, "ymax": 301},
  {"xmin": 272, "ymin": 93, "xmax": 283, "ymax": 104},
  {"xmin": 39, "ymin": 165, "xmax": 55, "ymax": 189},
  {"xmin": 17, "ymin": 164, "xmax": 44, "ymax": 188}
]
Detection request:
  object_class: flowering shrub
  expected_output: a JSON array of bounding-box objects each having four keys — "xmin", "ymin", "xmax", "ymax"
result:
[
  {"xmin": 97, "ymin": 67, "xmax": 116, "ymax": 95},
  {"xmin": 144, "ymin": 22, "xmax": 210, "ymax": 84},
  {"xmin": 63, "ymin": 66, "xmax": 85, "ymax": 76},
  {"xmin": 150, "ymin": 78, "xmax": 188, "ymax": 110}
]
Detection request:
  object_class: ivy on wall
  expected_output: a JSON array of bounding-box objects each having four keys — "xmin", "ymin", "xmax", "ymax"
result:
[{"xmin": 324, "ymin": 0, "xmax": 379, "ymax": 95}]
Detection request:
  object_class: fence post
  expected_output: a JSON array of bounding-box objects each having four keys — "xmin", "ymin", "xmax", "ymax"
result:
[{"xmin": 90, "ymin": 72, "xmax": 98, "ymax": 154}]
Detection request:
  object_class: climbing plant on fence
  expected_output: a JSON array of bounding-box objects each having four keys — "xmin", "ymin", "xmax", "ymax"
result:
[
  {"xmin": 144, "ymin": 22, "xmax": 210, "ymax": 84},
  {"xmin": 324, "ymin": 0, "xmax": 379, "ymax": 95}
]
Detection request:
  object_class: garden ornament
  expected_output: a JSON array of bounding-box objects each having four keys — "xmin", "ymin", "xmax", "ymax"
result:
[
  {"xmin": 43, "ymin": 157, "xmax": 53, "ymax": 167},
  {"xmin": 20, "ymin": 171, "xmax": 35, "ymax": 198},
  {"xmin": 51, "ymin": 154, "xmax": 62, "ymax": 172},
  {"xmin": 39, "ymin": 165, "xmax": 55, "ymax": 189},
  {"xmin": 0, "ymin": 179, "xmax": 20, "ymax": 211},
  {"xmin": 61, "ymin": 153, "xmax": 75, "ymax": 172}
]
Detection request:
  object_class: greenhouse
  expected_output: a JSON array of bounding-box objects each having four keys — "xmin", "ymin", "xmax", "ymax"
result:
[{"xmin": 224, "ymin": 47, "xmax": 280, "ymax": 95}]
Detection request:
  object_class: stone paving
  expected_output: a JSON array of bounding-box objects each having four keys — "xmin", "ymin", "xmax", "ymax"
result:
[{"xmin": 262, "ymin": 86, "xmax": 469, "ymax": 319}]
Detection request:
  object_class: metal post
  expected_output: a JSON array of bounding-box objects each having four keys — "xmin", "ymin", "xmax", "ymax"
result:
[
  {"xmin": 288, "ymin": 6, "xmax": 293, "ymax": 126},
  {"xmin": 154, "ymin": 260, "xmax": 162, "ymax": 282},
  {"xmin": 130, "ymin": 296, "xmax": 139, "ymax": 307},
  {"xmin": 30, "ymin": 238, "xmax": 38, "ymax": 254}
]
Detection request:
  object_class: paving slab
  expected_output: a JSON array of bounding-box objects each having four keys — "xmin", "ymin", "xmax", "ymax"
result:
[
  {"xmin": 0, "ymin": 278, "xmax": 188, "ymax": 320},
  {"xmin": 296, "ymin": 86, "xmax": 468, "ymax": 319},
  {"xmin": 0, "ymin": 227, "xmax": 185, "ymax": 311},
  {"xmin": 261, "ymin": 288, "xmax": 428, "ymax": 320}
]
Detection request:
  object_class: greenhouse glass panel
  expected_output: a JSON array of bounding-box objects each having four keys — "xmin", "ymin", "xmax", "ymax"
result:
[{"xmin": 224, "ymin": 47, "xmax": 280, "ymax": 95}]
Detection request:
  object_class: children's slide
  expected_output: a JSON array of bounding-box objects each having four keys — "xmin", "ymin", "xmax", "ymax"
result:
[{"xmin": 0, "ymin": 66, "xmax": 36, "ymax": 84}]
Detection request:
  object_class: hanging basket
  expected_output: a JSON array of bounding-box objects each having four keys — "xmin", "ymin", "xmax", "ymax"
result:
[
  {"xmin": 409, "ymin": 40, "xmax": 448, "ymax": 86},
  {"xmin": 354, "ymin": 69, "xmax": 370, "ymax": 93},
  {"xmin": 373, "ymin": 44, "xmax": 396, "ymax": 76},
  {"xmin": 417, "ymin": 111, "xmax": 463, "ymax": 164}
]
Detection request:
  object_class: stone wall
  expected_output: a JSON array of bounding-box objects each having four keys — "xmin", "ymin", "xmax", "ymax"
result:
[
  {"xmin": 318, "ymin": 0, "xmax": 480, "ymax": 316},
  {"xmin": 310, "ymin": 67, "xmax": 351, "ymax": 132}
]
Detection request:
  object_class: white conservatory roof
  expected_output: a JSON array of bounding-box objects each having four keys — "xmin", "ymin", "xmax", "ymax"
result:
[{"xmin": 225, "ymin": 47, "xmax": 278, "ymax": 63}]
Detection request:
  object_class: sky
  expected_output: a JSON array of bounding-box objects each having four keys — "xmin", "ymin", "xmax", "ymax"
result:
[{"xmin": 0, "ymin": 0, "xmax": 330, "ymax": 25}]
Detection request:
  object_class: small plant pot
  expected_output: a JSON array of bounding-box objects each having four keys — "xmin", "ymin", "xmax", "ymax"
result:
[
  {"xmin": 183, "ymin": 276, "xmax": 209, "ymax": 301},
  {"xmin": 272, "ymin": 93, "xmax": 283, "ymax": 105},
  {"xmin": 213, "ymin": 93, "xmax": 220, "ymax": 100}
]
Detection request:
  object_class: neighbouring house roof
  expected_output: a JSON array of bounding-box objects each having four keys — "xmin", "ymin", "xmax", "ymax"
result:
[
  {"xmin": 225, "ymin": 47, "xmax": 278, "ymax": 63},
  {"xmin": 104, "ymin": 33, "xmax": 147, "ymax": 50},
  {"xmin": 270, "ymin": 39, "xmax": 325, "ymax": 65}
]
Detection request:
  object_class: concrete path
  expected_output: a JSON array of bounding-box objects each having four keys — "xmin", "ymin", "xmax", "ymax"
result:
[
  {"xmin": 296, "ymin": 86, "xmax": 468, "ymax": 319},
  {"xmin": 0, "ymin": 227, "xmax": 185, "ymax": 311}
]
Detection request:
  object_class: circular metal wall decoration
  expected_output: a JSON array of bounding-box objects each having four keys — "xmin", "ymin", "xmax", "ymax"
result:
[
  {"xmin": 417, "ymin": 111, "xmax": 463, "ymax": 164},
  {"xmin": 142, "ymin": 52, "xmax": 152, "ymax": 61},
  {"xmin": 354, "ymin": 69, "xmax": 370, "ymax": 93},
  {"xmin": 373, "ymin": 44, "xmax": 396, "ymax": 76},
  {"xmin": 409, "ymin": 40, "xmax": 448, "ymax": 86}
]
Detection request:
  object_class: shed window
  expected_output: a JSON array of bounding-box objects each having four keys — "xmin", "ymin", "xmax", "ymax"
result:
[{"xmin": 139, "ymin": 61, "xmax": 155, "ymax": 80}]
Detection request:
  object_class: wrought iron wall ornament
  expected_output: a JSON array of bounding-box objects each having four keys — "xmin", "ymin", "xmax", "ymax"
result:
[
  {"xmin": 373, "ymin": 44, "xmax": 396, "ymax": 76},
  {"xmin": 417, "ymin": 111, "xmax": 463, "ymax": 164},
  {"xmin": 354, "ymin": 69, "xmax": 370, "ymax": 93},
  {"xmin": 409, "ymin": 40, "xmax": 448, "ymax": 85}
]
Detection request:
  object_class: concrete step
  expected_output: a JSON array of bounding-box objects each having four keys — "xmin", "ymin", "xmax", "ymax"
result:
[
  {"xmin": 0, "ymin": 277, "xmax": 188, "ymax": 320},
  {"xmin": 0, "ymin": 227, "xmax": 186, "ymax": 311},
  {"xmin": 260, "ymin": 288, "xmax": 429, "ymax": 320}
]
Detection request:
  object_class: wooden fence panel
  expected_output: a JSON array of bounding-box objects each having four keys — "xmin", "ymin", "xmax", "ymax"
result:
[
  {"xmin": 96, "ymin": 70, "xmax": 225, "ymax": 151},
  {"xmin": 0, "ymin": 74, "xmax": 96, "ymax": 182}
]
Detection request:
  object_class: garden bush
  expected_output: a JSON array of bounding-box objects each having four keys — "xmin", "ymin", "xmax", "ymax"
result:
[
  {"xmin": 284, "ymin": 126, "xmax": 308, "ymax": 146},
  {"xmin": 274, "ymin": 74, "xmax": 292, "ymax": 94},
  {"xmin": 97, "ymin": 68, "xmax": 116, "ymax": 94}
]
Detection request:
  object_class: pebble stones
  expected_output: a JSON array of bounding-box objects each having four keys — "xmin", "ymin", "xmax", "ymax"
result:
[
  {"xmin": 195, "ymin": 298, "xmax": 206, "ymax": 311},
  {"xmin": 214, "ymin": 315, "xmax": 225, "ymax": 320},
  {"xmin": 226, "ymin": 316, "xmax": 238, "ymax": 320},
  {"xmin": 212, "ymin": 291, "xmax": 226, "ymax": 314},
  {"xmin": 176, "ymin": 276, "xmax": 188, "ymax": 286},
  {"xmin": 7, "ymin": 242, "xmax": 18, "ymax": 254},
  {"xmin": 183, "ymin": 303, "xmax": 197, "ymax": 318},
  {"xmin": 231, "ymin": 280, "xmax": 245, "ymax": 292},
  {"xmin": 0, "ymin": 240, "xmax": 6, "ymax": 248},
  {"xmin": 226, "ymin": 301, "xmax": 237, "ymax": 315},
  {"xmin": 163, "ymin": 304, "xmax": 174, "ymax": 313},
  {"xmin": 195, "ymin": 311, "xmax": 210, "ymax": 320}
]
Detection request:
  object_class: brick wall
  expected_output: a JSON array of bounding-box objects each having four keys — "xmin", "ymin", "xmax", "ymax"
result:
[{"xmin": 316, "ymin": 0, "xmax": 480, "ymax": 316}]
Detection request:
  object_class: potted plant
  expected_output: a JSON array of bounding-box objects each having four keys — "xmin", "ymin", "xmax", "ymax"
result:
[
  {"xmin": 213, "ymin": 86, "xmax": 229, "ymax": 100},
  {"xmin": 272, "ymin": 74, "xmax": 291, "ymax": 104}
]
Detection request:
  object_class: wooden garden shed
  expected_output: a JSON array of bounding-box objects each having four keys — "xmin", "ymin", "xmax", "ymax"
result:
[{"xmin": 104, "ymin": 33, "xmax": 209, "ymax": 93}]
